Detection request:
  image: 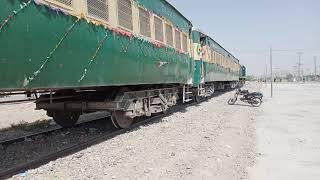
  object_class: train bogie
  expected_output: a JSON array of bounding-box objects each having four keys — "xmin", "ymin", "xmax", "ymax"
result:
[{"xmin": 37, "ymin": 87, "xmax": 179, "ymax": 128}]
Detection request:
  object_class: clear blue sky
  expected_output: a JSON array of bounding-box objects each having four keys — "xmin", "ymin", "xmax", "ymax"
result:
[{"xmin": 167, "ymin": 0, "xmax": 320, "ymax": 76}]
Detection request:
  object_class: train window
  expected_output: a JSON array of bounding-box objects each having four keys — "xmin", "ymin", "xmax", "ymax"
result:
[
  {"xmin": 221, "ymin": 57, "xmax": 223, "ymax": 66},
  {"xmin": 87, "ymin": 0, "xmax": 109, "ymax": 22},
  {"xmin": 212, "ymin": 51, "xmax": 215, "ymax": 63},
  {"xmin": 223, "ymin": 57, "xmax": 225, "ymax": 67},
  {"xmin": 139, "ymin": 8, "xmax": 151, "ymax": 37},
  {"xmin": 182, "ymin": 34, "xmax": 188, "ymax": 52},
  {"xmin": 222, "ymin": 56, "xmax": 225, "ymax": 66},
  {"xmin": 225, "ymin": 58, "xmax": 228, "ymax": 68},
  {"xmin": 154, "ymin": 16, "xmax": 164, "ymax": 42},
  {"xmin": 165, "ymin": 24, "xmax": 173, "ymax": 46},
  {"xmin": 175, "ymin": 30, "xmax": 181, "ymax": 50},
  {"xmin": 118, "ymin": 0, "xmax": 133, "ymax": 30},
  {"xmin": 55, "ymin": 0, "xmax": 72, "ymax": 6},
  {"xmin": 211, "ymin": 50, "xmax": 214, "ymax": 63}
]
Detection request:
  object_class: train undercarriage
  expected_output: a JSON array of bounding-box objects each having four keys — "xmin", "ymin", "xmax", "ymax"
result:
[{"xmin": 33, "ymin": 81, "xmax": 240, "ymax": 129}]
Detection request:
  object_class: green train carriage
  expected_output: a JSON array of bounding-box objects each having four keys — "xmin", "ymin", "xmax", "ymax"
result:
[
  {"xmin": 191, "ymin": 29, "xmax": 242, "ymax": 94},
  {"xmin": 0, "ymin": 0, "xmax": 245, "ymax": 128}
]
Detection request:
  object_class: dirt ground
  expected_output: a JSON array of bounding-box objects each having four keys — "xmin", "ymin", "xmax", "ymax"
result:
[
  {"xmin": 1, "ymin": 82, "xmax": 319, "ymax": 180},
  {"xmin": 249, "ymin": 83, "xmax": 320, "ymax": 180},
  {"xmin": 0, "ymin": 101, "xmax": 49, "ymax": 129}
]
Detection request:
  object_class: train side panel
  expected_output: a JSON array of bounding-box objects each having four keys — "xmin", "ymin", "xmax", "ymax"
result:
[{"xmin": 0, "ymin": 0, "xmax": 193, "ymax": 91}]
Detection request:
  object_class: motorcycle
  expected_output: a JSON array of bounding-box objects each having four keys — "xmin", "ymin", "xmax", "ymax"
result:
[{"xmin": 228, "ymin": 89, "xmax": 263, "ymax": 107}]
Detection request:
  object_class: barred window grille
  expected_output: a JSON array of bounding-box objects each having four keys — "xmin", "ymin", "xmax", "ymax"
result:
[
  {"xmin": 165, "ymin": 24, "xmax": 173, "ymax": 46},
  {"xmin": 154, "ymin": 16, "xmax": 164, "ymax": 42},
  {"xmin": 221, "ymin": 55, "xmax": 225, "ymax": 67},
  {"xmin": 214, "ymin": 52, "xmax": 218, "ymax": 64},
  {"xmin": 55, "ymin": 0, "xmax": 72, "ymax": 6},
  {"xmin": 211, "ymin": 51, "xmax": 215, "ymax": 63},
  {"xmin": 182, "ymin": 34, "xmax": 188, "ymax": 52},
  {"xmin": 221, "ymin": 57, "xmax": 223, "ymax": 66},
  {"xmin": 139, "ymin": 8, "xmax": 151, "ymax": 37},
  {"xmin": 87, "ymin": 0, "xmax": 109, "ymax": 22},
  {"xmin": 225, "ymin": 58, "xmax": 227, "ymax": 67},
  {"xmin": 215, "ymin": 52, "xmax": 218, "ymax": 64},
  {"xmin": 211, "ymin": 50, "xmax": 214, "ymax": 63},
  {"xmin": 118, "ymin": 0, "xmax": 133, "ymax": 30},
  {"xmin": 175, "ymin": 30, "xmax": 181, "ymax": 50},
  {"xmin": 221, "ymin": 55, "xmax": 223, "ymax": 66}
]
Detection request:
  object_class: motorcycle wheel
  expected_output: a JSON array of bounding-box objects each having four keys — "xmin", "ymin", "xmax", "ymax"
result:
[
  {"xmin": 228, "ymin": 98, "xmax": 237, "ymax": 105},
  {"xmin": 250, "ymin": 97, "xmax": 262, "ymax": 107}
]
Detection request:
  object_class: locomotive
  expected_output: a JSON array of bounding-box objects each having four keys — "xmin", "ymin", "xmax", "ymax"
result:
[{"xmin": 0, "ymin": 0, "xmax": 246, "ymax": 128}]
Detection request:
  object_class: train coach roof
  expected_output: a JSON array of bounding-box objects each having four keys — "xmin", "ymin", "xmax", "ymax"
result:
[
  {"xmin": 135, "ymin": 0, "xmax": 192, "ymax": 33},
  {"xmin": 208, "ymin": 37, "xmax": 239, "ymax": 63},
  {"xmin": 193, "ymin": 28, "xmax": 239, "ymax": 63}
]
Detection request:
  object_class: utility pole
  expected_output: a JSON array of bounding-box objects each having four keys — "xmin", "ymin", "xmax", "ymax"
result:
[
  {"xmin": 270, "ymin": 47, "xmax": 273, "ymax": 98},
  {"xmin": 314, "ymin": 56, "xmax": 317, "ymax": 76},
  {"xmin": 297, "ymin": 52, "xmax": 303, "ymax": 81},
  {"xmin": 265, "ymin": 64, "xmax": 267, "ymax": 85}
]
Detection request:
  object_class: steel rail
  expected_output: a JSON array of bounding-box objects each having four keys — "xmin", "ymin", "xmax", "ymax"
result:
[
  {"xmin": 0, "ymin": 99, "xmax": 36, "ymax": 105},
  {"xmin": 0, "ymin": 116, "xmax": 111, "ymax": 147}
]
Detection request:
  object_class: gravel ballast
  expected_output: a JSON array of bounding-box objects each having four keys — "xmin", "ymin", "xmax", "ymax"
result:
[{"xmin": 8, "ymin": 87, "xmax": 259, "ymax": 180}]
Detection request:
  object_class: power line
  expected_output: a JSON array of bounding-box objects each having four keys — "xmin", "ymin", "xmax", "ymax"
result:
[
  {"xmin": 273, "ymin": 49, "xmax": 320, "ymax": 52},
  {"xmin": 233, "ymin": 48, "xmax": 320, "ymax": 54}
]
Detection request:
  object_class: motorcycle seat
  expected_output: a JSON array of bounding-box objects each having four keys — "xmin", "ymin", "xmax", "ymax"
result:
[
  {"xmin": 247, "ymin": 92, "xmax": 263, "ymax": 97},
  {"xmin": 239, "ymin": 89, "xmax": 249, "ymax": 94}
]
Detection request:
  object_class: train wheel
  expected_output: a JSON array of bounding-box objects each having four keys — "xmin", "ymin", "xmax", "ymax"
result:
[
  {"xmin": 53, "ymin": 111, "xmax": 80, "ymax": 128},
  {"xmin": 111, "ymin": 111, "xmax": 134, "ymax": 129}
]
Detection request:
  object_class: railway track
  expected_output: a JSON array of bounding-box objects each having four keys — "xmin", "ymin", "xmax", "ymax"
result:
[
  {"xmin": 0, "ymin": 92, "xmax": 225, "ymax": 179},
  {"xmin": 0, "ymin": 115, "xmax": 110, "ymax": 147}
]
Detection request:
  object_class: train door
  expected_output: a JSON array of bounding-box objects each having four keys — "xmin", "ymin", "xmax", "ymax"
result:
[
  {"xmin": 191, "ymin": 30, "xmax": 207, "ymax": 97},
  {"xmin": 192, "ymin": 30, "xmax": 202, "ymax": 87},
  {"xmin": 199, "ymin": 36, "xmax": 206, "ymax": 84}
]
